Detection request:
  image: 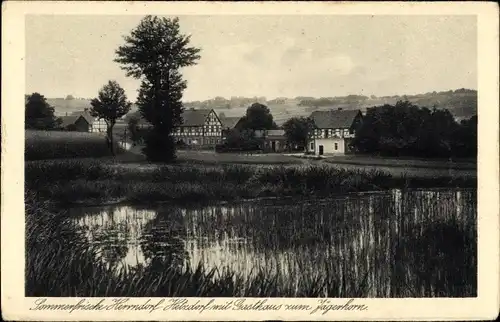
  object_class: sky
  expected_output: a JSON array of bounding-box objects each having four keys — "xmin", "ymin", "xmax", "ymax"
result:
[{"xmin": 25, "ymin": 15, "xmax": 477, "ymax": 101}]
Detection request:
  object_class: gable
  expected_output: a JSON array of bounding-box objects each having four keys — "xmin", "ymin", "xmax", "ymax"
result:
[
  {"xmin": 70, "ymin": 110, "xmax": 95, "ymax": 124},
  {"xmin": 205, "ymin": 110, "xmax": 222, "ymax": 126}
]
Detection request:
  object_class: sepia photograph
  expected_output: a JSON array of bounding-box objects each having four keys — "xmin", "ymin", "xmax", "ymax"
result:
[{"xmin": 2, "ymin": 1, "xmax": 499, "ymax": 321}]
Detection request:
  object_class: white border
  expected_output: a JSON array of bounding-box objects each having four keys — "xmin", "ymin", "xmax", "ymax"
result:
[{"xmin": 2, "ymin": 1, "xmax": 499, "ymax": 321}]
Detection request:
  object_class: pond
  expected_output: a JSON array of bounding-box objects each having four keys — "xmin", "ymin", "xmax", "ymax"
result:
[{"xmin": 68, "ymin": 188, "xmax": 477, "ymax": 297}]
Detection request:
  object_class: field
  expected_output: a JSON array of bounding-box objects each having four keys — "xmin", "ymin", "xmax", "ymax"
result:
[{"xmin": 25, "ymin": 130, "xmax": 125, "ymax": 160}]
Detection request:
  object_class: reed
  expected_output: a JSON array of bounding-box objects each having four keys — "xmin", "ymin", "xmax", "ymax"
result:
[{"xmin": 25, "ymin": 160, "xmax": 476, "ymax": 205}]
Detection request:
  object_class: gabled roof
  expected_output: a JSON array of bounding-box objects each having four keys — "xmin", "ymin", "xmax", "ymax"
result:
[
  {"xmin": 309, "ymin": 109, "xmax": 361, "ymax": 129},
  {"xmin": 60, "ymin": 115, "xmax": 88, "ymax": 127},
  {"xmin": 70, "ymin": 110, "xmax": 95, "ymax": 124},
  {"xmin": 220, "ymin": 116, "xmax": 242, "ymax": 129},
  {"xmin": 181, "ymin": 109, "xmax": 213, "ymax": 126}
]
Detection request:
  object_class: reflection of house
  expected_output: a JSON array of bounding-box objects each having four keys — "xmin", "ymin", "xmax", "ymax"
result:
[
  {"xmin": 60, "ymin": 114, "xmax": 91, "ymax": 132},
  {"xmin": 262, "ymin": 129, "xmax": 287, "ymax": 152},
  {"xmin": 307, "ymin": 108, "xmax": 363, "ymax": 155}
]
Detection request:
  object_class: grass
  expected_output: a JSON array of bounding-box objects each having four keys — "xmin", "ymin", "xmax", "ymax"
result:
[
  {"xmin": 25, "ymin": 130, "xmax": 125, "ymax": 160},
  {"xmin": 323, "ymin": 154, "xmax": 476, "ymax": 170},
  {"xmin": 25, "ymin": 159, "xmax": 477, "ymax": 206}
]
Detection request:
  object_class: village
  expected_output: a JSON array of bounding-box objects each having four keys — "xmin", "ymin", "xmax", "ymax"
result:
[
  {"xmin": 53, "ymin": 104, "xmax": 362, "ymax": 156},
  {"xmin": 21, "ymin": 13, "xmax": 478, "ymax": 300}
]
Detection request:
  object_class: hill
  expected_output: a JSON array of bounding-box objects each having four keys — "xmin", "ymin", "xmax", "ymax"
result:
[{"xmin": 40, "ymin": 89, "xmax": 477, "ymax": 125}]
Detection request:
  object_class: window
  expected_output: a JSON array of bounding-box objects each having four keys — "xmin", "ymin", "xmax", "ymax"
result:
[
  {"xmin": 180, "ymin": 127, "xmax": 184, "ymax": 133},
  {"xmin": 310, "ymin": 142, "xmax": 314, "ymax": 150},
  {"xmin": 325, "ymin": 130, "xmax": 329, "ymax": 138},
  {"xmin": 334, "ymin": 143, "xmax": 338, "ymax": 150},
  {"xmin": 335, "ymin": 129, "xmax": 340, "ymax": 137}
]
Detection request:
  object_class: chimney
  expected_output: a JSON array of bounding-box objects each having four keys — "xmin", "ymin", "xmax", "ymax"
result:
[{"xmin": 338, "ymin": 108, "xmax": 343, "ymax": 111}]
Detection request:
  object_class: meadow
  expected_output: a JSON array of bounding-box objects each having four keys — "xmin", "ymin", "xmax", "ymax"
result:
[{"xmin": 25, "ymin": 130, "xmax": 124, "ymax": 160}]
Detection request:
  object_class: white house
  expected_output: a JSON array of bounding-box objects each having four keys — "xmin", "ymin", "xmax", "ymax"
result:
[{"xmin": 307, "ymin": 108, "xmax": 363, "ymax": 155}]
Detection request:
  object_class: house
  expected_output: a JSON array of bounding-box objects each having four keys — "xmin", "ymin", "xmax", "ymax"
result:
[
  {"xmin": 173, "ymin": 109, "xmax": 223, "ymax": 147},
  {"xmin": 220, "ymin": 116, "xmax": 243, "ymax": 140},
  {"xmin": 307, "ymin": 108, "xmax": 363, "ymax": 155},
  {"xmin": 69, "ymin": 110, "xmax": 107, "ymax": 133},
  {"xmin": 262, "ymin": 129, "xmax": 287, "ymax": 152},
  {"xmin": 60, "ymin": 115, "xmax": 91, "ymax": 132}
]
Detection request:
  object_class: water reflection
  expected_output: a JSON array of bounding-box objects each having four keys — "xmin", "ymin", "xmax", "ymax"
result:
[{"xmin": 69, "ymin": 188, "xmax": 477, "ymax": 297}]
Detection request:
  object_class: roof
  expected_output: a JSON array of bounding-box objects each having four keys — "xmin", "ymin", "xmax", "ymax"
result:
[
  {"xmin": 60, "ymin": 115, "xmax": 88, "ymax": 127},
  {"xmin": 220, "ymin": 116, "xmax": 242, "ymax": 129},
  {"xmin": 266, "ymin": 129, "xmax": 285, "ymax": 136},
  {"xmin": 309, "ymin": 109, "xmax": 361, "ymax": 129},
  {"xmin": 181, "ymin": 109, "xmax": 212, "ymax": 126},
  {"xmin": 70, "ymin": 110, "xmax": 95, "ymax": 124},
  {"xmin": 265, "ymin": 129, "xmax": 286, "ymax": 139}
]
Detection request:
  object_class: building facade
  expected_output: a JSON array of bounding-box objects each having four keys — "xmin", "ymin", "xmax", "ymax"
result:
[
  {"xmin": 172, "ymin": 109, "xmax": 223, "ymax": 147},
  {"xmin": 307, "ymin": 109, "xmax": 363, "ymax": 155},
  {"xmin": 90, "ymin": 118, "xmax": 107, "ymax": 133},
  {"xmin": 262, "ymin": 129, "xmax": 287, "ymax": 152}
]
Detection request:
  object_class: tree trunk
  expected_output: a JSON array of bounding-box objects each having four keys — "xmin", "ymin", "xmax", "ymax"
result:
[{"xmin": 107, "ymin": 124, "xmax": 115, "ymax": 156}]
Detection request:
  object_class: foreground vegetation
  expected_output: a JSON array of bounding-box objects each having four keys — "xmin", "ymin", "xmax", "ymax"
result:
[
  {"xmin": 26, "ymin": 186, "xmax": 476, "ymax": 297},
  {"xmin": 25, "ymin": 159, "xmax": 476, "ymax": 206},
  {"xmin": 25, "ymin": 151, "xmax": 476, "ymax": 297}
]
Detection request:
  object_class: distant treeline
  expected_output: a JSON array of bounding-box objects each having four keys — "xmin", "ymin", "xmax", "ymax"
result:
[
  {"xmin": 298, "ymin": 89, "xmax": 477, "ymax": 119},
  {"xmin": 352, "ymin": 101, "xmax": 477, "ymax": 159}
]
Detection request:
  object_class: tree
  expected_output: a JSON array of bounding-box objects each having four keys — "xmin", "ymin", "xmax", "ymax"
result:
[
  {"xmin": 238, "ymin": 103, "xmax": 277, "ymax": 131},
  {"xmin": 115, "ymin": 16, "xmax": 201, "ymax": 162},
  {"xmin": 127, "ymin": 116, "xmax": 143, "ymax": 145},
  {"xmin": 352, "ymin": 100, "xmax": 465, "ymax": 158},
  {"xmin": 65, "ymin": 95, "xmax": 75, "ymax": 100},
  {"xmin": 283, "ymin": 117, "xmax": 314, "ymax": 151},
  {"xmin": 25, "ymin": 92, "xmax": 61, "ymax": 130},
  {"xmin": 90, "ymin": 80, "xmax": 132, "ymax": 155}
]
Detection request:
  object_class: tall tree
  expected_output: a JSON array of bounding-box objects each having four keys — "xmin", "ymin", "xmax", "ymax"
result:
[
  {"xmin": 283, "ymin": 117, "xmax": 314, "ymax": 150},
  {"xmin": 238, "ymin": 103, "xmax": 277, "ymax": 131},
  {"xmin": 25, "ymin": 92, "xmax": 61, "ymax": 130},
  {"xmin": 115, "ymin": 16, "xmax": 201, "ymax": 162},
  {"xmin": 90, "ymin": 80, "xmax": 132, "ymax": 155}
]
